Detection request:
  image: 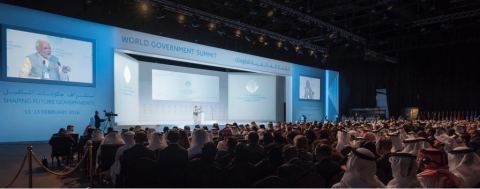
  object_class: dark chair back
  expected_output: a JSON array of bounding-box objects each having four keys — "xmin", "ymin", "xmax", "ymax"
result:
[
  {"xmin": 98, "ymin": 144, "xmax": 124, "ymax": 171},
  {"xmin": 50, "ymin": 135, "xmax": 74, "ymax": 156}
]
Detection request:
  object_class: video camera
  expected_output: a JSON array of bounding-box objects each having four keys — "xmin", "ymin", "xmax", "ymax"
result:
[{"xmin": 104, "ymin": 110, "xmax": 118, "ymax": 117}]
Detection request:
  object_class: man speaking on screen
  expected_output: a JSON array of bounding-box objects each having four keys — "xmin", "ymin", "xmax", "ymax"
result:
[{"xmin": 19, "ymin": 39, "xmax": 70, "ymax": 81}]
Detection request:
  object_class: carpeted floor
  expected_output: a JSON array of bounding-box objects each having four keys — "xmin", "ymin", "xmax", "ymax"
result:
[{"xmin": 0, "ymin": 142, "xmax": 89, "ymax": 188}]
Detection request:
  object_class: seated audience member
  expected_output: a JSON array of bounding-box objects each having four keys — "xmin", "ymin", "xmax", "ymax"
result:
[
  {"xmin": 224, "ymin": 143, "xmax": 257, "ymax": 188},
  {"xmin": 375, "ymin": 137, "xmax": 393, "ymax": 185},
  {"xmin": 448, "ymin": 146, "xmax": 480, "ymax": 187},
  {"xmin": 178, "ymin": 130, "xmax": 190, "ymax": 149},
  {"xmin": 294, "ymin": 135, "xmax": 313, "ymax": 161},
  {"xmin": 401, "ymin": 137, "xmax": 430, "ymax": 155},
  {"xmin": 156, "ymin": 130, "xmax": 189, "ymax": 187},
  {"xmin": 119, "ymin": 132, "xmax": 156, "ymax": 187},
  {"xmin": 188, "ymin": 129, "xmax": 209, "ymax": 159},
  {"xmin": 417, "ymin": 147, "xmax": 461, "ymax": 188},
  {"xmin": 111, "ymin": 131, "xmax": 135, "ymax": 185},
  {"xmin": 336, "ymin": 129, "xmax": 349, "ymax": 152},
  {"xmin": 91, "ymin": 129, "xmax": 105, "ymax": 142},
  {"xmin": 97, "ymin": 131, "xmax": 125, "ymax": 159},
  {"xmin": 332, "ymin": 148, "xmax": 385, "ymax": 188},
  {"xmin": 217, "ymin": 127, "xmax": 233, "ymax": 151},
  {"xmin": 66, "ymin": 125, "xmax": 76, "ymax": 134},
  {"xmin": 49, "ymin": 128, "xmax": 76, "ymax": 166},
  {"xmin": 247, "ymin": 131, "xmax": 266, "ymax": 164},
  {"xmin": 387, "ymin": 131, "xmax": 403, "ymax": 152},
  {"xmin": 186, "ymin": 142, "xmax": 222, "ymax": 187},
  {"xmin": 147, "ymin": 132, "xmax": 167, "ymax": 151},
  {"xmin": 387, "ymin": 152, "xmax": 423, "ymax": 188},
  {"xmin": 315, "ymin": 144, "xmax": 341, "ymax": 187}
]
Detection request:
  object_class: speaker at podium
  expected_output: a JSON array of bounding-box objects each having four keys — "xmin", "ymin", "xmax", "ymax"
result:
[{"xmin": 193, "ymin": 105, "xmax": 204, "ymax": 125}]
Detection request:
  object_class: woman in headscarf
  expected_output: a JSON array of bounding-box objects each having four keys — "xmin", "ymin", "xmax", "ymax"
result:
[
  {"xmin": 188, "ymin": 128, "xmax": 209, "ymax": 159},
  {"xmin": 332, "ymin": 147, "xmax": 385, "ymax": 188},
  {"xmin": 447, "ymin": 146, "xmax": 480, "ymax": 187},
  {"xmin": 387, "ymin": 152, "xmax": 423, "ymax": 188},
  {"xmin": 147, "ymin": 132, "xmax": 167, "ymax": 151},
  {"xmin": 110, "ymin": 131, "xmax": 135, "ymax": 185},
  {"xmin": 417, "ymin": 147, "xmax": 462, "ymax": 188}
]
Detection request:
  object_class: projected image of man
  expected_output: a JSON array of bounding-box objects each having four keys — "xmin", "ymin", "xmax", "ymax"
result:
[
  {"xmin": 303, "ymin": 80, "xmax": 314, "ymax": 99},
  {"xmin": 19, "ymin": 39, "xmax": 70, "ymax": 81}
]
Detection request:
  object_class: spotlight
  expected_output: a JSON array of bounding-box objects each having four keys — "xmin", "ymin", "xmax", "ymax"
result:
[
  {"xmin": 276, "ymin": 41, "xmax": 283, "ymax": 48},
  {"xmin": 234, "ymin": 29, "xmax": 242, "ymax": 38},
  {"xmin": 309, "ymin": 49, "xmax": 315, "ymax": 56},
  {"xmin": 177, "ymin": 14, "xmax": 187, "ymax": 24},
  {"xmin": 294, "ymin": 45, "xmax": 301, "ymax": 52},
  {"xmin": 207, "ymin": 22, "xmax": 217, "ymax": 31},
  {"xmin": 263, "ymin": 41, "xmax": 268, "ymax": 46},
  {"xmin": 258, "ymin": 35, "xmax": 265, "ymax": 43},
  {"xmin": 139, "ymin": 0, "xmax": 149, "ymax": 13},
  {"xmin": 267, "ymin": 9, "xmax": 275, "ymax": 17}
]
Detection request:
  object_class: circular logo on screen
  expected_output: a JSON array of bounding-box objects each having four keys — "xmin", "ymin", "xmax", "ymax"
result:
[
  {"xmin": 245, "ymin": 80, "xmax": 259, "ymax": 94},
  {"xmin": 123, "ymin": 66, "xmax": 131, "ymax": 84},
  {"xmin": 185, "ymin": 80, "xmax": 192, "ymax": 87}
]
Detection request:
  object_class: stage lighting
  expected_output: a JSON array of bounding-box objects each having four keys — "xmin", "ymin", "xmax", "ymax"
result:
[
  {"xmin": 263, "ymin": 41, "xmax": 268, "ymax": 46},
  {"xmin": 207, "ymin": 22, "xmax": 217, "ymax": 31},
  {"xmin": 177, "ymin": 14, "xmax": 187, "ymax": 24},
  {"xmin": 139, "ymin": 0, "xmax": 149, "ymax": 13},
  {"xmin": 276, "ymin": 41, "xmax": 283, "ymax": 48},
  {"xmin": 309, "ymin": 49, "xmax": 315, "ymax": 56},
  {"xmin": 267, "ymin": 9, "xmax": 275, "ymax": 17},
  {"xmin": 294, "ymin": 45, "xmax": 301, "ymax": 52},
  {"xmin": 234, "ymin": 29, "xmax": 242, "ymax": 38},
  {"xmin": 258, "ymin": 35, "xmax": 265, "ymax": 43}
]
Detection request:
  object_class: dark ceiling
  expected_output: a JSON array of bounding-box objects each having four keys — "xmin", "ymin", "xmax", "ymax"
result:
[{"xmin": 2, "ymin": 0, "xmax": 480, "ymax": 69}]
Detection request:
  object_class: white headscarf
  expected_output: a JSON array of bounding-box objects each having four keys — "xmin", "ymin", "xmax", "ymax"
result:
[
  {"xmin": 110, "ymin": 131, "xmax": 135, "ymax": 184},
  {"xmin": 336, "ymin": 129, "xmax": 349, "ymax": 152},
  {"xmin": 332, "ymin": 148, "xmax": 385, "ymax": 188},
  {"xmin": 188, "ymin": 129, "xmax": 209, "ymax": 158},
  {"xmin": 91, "ymin": 130, "xmax": 105, "ymax": 142},
  {"xmin": 147, "ymin": 133, "xmax": 167, "ymax": 151},
  {"xmin": 388, "ymin": 132, "xmax": 403, "ymax": 153},
  {"xmin": 434, "ymin": 128, "xmax": 458, "ymax": 152},
  {"xmin": 387, "ymin": 153, "xmax": 423, "ymax": 188},
  {"xmin": 448, "ymin": 146, "xmax": 480, "ymax": 187},
  {"xmin": 101, "ymin": 132, "xmax": 125, "ymax": 145},
  {"xmin": 401, "ymin": 137, "xmax": 430, "ymax": 155}
]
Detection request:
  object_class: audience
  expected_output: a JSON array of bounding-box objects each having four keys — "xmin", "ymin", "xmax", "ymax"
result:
[{"xmin": 47, "ymin": 118, "xmax": 480, "ymax": 188}]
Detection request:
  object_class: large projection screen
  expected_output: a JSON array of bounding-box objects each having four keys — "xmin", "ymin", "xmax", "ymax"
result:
[
  {"xmin": 3, "ymin": 27, "xmax": 94, "ymax": 85},
  {"xmin": 228, "ymin": 73, "xmax": 276, "ymax": 121},
  {"xmin": 151, "ymin": 69, "xmax": 220, "ymax": 102}
]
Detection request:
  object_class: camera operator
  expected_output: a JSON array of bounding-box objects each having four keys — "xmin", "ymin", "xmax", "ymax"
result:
[{"xmin": 94, "ymin": 111, "xmax": 105, "ymax": 129}]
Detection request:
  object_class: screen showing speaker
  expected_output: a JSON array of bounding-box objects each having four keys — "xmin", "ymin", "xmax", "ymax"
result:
[
  {"xmin": 299, "ymin": 76, "xmax": 320, "ymax": 100},
  {"xmin": 3, "ymin": 27, "xmax": 94, "ymax": 84}
]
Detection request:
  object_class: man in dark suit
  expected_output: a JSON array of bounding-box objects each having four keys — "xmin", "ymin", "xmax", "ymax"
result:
[
  {"xmin": 94, "ymin": 111, "xmax": 105, "ymax": 129},
  {"xmin": 155, "ymin": 130, "xmax": 189, "ymax": 187},
  {"xmin": 119, "ymin": 132, "xmax": 156, "ymax": 187}
]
